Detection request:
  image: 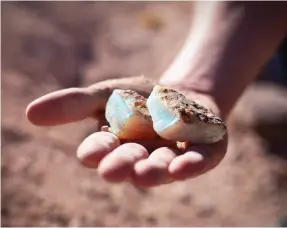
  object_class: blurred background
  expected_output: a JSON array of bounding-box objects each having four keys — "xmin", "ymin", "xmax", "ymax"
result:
[{"xmin": 2, "ymin": 1, "xmax": 287, "ymax": 227}]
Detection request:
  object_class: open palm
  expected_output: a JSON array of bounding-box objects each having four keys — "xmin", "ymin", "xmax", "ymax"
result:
[{"xmin": 26, "ymin": 76, "xmax": 227, "ymax": 187}]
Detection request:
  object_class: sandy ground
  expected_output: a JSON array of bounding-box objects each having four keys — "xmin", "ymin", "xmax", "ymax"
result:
[{"xmin": 2, "ymin": 2, "xmax": 287, "ymax": 226}]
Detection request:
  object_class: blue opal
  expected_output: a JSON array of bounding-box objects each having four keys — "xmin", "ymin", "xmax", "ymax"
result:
[
  {"xmin": 146, "ymin": 93, "xmax": 179, "ymax": 134},
  {"xmin": 105, "ymin": 91, "xmax": 133, "ymax": 134}
]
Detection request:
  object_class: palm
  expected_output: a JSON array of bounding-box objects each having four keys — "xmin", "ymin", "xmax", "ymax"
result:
[{"xmin": 26, "ymin": 76, "xmax": 227, "ymax": 188}]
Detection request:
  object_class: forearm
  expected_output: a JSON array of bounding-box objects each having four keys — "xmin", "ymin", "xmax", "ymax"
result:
[{"xmin": 160, "ymin": 1, "xmax": 287, "ymax": 118}]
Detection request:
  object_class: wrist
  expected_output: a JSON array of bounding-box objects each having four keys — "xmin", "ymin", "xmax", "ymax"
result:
[
  {"xmin": 160, "ymin": 1, "xmax": 287, "ymax": 120},
  {"xmin": 159, "ymin": 48, "xmax": 232, "ymax": 119}
]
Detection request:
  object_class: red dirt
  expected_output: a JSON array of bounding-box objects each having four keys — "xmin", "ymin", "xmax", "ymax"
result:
[{"xmin": 2, "ymin": 2, "xmax": 287, "ymax": 226}]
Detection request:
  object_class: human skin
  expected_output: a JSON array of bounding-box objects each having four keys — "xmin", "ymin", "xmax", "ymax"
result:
[{"xmin": 26, "ymin": 2, "xmax": 287, "ymax": 187}]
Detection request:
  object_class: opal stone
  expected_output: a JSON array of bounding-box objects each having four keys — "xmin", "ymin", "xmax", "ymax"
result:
[
  {"xmin": 146, "ymin": 91, "xmax": 179, "ymax": 134},
  {"xmin": 147, "ymin": 85, "xmax": 227, "ymax": 143},
  {"xmin": 105, "ymin": 86, "xmax": 227, "ymax": 143},
  {"xmin": 105, "ymin": 89, "xmax": 158, "ymax": 140}
]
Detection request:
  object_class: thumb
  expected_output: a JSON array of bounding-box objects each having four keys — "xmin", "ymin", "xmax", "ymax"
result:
[{"xmin": 26, "ymin": 76, "xmax": 155, "ymax": 126}]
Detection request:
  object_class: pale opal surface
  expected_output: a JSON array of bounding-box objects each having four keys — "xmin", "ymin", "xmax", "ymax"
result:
[
  {"xmin": 147, "ymin": 88, "xmax": 226, "ymax": 143},
  {"xmin": 146, "ymin": 92, "xmax": 179, "ymax": 134},
  {"xmin": 105, "ymin": 91, "xmax": 134, "ymax": 135}
]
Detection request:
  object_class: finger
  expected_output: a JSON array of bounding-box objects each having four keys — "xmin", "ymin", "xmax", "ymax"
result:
[
  {"xmin": 26, "ymin": 87, "xmax": 109, "ymax": 126},
  {"xmin": 77, "ymin": 132, "xmax": 121, "ymax": 168},
  {"xmin": 132, "ymin": 147, "xmax": 177, "ymax": 187},
  {"xmin": 101, "ymin": 125, "xmax": 110, "ymax": 132},
  {"xmin": 121, "ymin": 138, "xmax": 178, "ymax": 152},
  {"xmin": 26, "ymin": 76, "xmax": 154, "ymax": 126},
  {"xmin": 168, "ymin": 151, "xmax": 206, "ymax": 180},
  {"xmin": 98, "ymin": 143, "xmax": 149, "ymax": 183},
  {"xmin": 169, "ymin": 135, "xmax": 227, "ymax": 180}
]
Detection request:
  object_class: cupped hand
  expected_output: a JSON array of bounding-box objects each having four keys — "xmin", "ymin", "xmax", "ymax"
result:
[{"xmin": 26, "ymin": 76, "xmax": 228, "ymax": 188}]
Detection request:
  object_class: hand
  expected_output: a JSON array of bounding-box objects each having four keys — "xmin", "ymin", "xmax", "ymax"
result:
[{"xmin": 26, "ymin": 76, "xmax": 228, "ymax": 188}]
